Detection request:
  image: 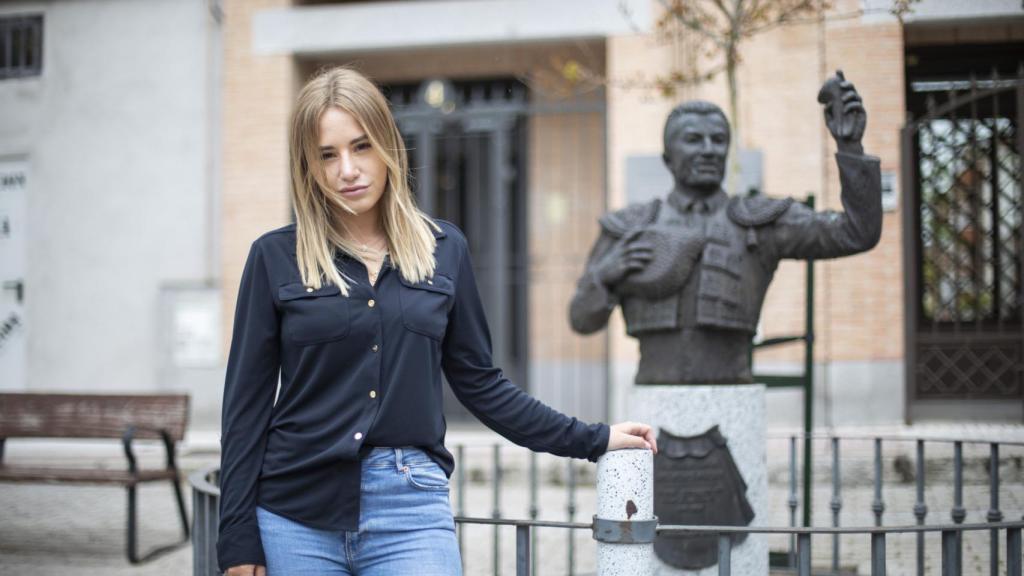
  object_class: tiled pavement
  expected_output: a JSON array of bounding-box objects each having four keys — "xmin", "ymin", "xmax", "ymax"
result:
[{"xmin": 1, "ymin": 424, "xmax": 1022, "ymax": 575}]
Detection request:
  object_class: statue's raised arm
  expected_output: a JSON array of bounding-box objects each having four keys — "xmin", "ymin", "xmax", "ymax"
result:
[
  {"xmin": 569, "ymin": 72, "xmax": 882, "ymax": 385},
  {"xmin": 767, "ymin": 69, "xmax": 882, "ymax": 261}
]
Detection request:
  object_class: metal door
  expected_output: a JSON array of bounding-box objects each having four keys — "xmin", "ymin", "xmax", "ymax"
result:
[
  {"xmin": 391, "ymin": 79, "xmax": 529, "ymax": 422},
  {"xmin": 902, "ymin": 75, "xmax": 1023, "ymax": 412}
]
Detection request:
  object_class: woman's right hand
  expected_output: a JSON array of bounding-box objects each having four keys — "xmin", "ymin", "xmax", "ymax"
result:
[{"xmin": 226, "ymin": 565, "xmax": 266, "ymax": 576}]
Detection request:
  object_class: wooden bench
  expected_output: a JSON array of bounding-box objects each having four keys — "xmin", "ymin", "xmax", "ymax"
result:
[{"xmin": 0, "ymin": 392, "xmax": 191, "ymax": 564}]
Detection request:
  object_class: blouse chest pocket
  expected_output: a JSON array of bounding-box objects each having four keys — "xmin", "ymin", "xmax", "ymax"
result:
[
  {"xmin": 397, "ymin": 273, "xmax": 455, "ymax": 341},
  {"xmin": 278, "ymin": 282, "xmax": 350, "ymax": 345}
]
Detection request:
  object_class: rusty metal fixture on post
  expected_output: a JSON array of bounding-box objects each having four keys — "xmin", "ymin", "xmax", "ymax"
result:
[{"xmin": 592, "ymin": 516, "xmax": 659, "ymax": 544}]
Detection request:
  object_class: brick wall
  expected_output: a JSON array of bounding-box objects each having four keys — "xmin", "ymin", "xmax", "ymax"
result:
[
  {"xmin": 221, "ymin": 0, "xmax": 295, "ymax": 352},
  {"xmin": 221, "ymin": 1, "xmax": 909, "ymax": 369}
]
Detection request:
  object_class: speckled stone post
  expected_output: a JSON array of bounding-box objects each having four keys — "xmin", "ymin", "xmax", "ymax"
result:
[
  {"xmin": 596, "ymin": 448, "xmax": 655, "ymax": 575},
  {"xmin": 629, "ymin": 384, "xmax": 768, "ymax": 576}
]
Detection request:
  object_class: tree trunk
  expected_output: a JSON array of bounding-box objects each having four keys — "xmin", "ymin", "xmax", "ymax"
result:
[{"xmin": 726, "ymin": 43, "xmax": 742, "ymax": 195}]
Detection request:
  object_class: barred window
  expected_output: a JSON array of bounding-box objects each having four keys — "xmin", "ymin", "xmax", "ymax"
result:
[{"xmin": 0, "ymin": 15, "xmax": 43, "ymax": 80}]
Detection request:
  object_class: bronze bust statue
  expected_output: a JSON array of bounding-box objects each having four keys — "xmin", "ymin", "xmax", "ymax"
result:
[{"xmin": 569, "ymin": 71, "xmax": 882, "ymax": 384}]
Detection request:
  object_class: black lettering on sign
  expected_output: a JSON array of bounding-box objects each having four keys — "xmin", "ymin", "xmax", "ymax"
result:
[
  {"xmin": 0, "ymin": 314, "xmax": 22, "ymax": 351},
  {"xmin": 0, "ymin": 173, "xmax": 26, "ymax": 189}
]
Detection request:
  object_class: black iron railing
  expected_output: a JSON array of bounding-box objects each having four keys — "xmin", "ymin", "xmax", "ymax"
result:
[
  {"xmin": 776, "ymin": 434, "xmax": 1024, "ymax": 575},
  {"xmin": 191, "ymin": 432, "xmax": 1024, "ymax": 576}
]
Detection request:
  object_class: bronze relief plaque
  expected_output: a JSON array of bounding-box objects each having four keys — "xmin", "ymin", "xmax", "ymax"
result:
[{"xmin": 653, "ymin": 426, "xmax": 754, "ymax": 570}]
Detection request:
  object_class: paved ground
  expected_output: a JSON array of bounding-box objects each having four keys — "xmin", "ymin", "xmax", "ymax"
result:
[{"xmin": 1, "ymin": 423, "xmax": 1022, "ymax": 575}]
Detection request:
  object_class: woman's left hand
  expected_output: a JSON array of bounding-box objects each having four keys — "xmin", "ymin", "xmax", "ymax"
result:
[{"xmin": 606, "ymin": 421, "xmax": 658, "ymax": 454}]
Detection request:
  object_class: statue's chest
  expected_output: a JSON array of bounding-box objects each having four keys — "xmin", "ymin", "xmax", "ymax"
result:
[
  {"xmin": 620, "ymin": 207, "xmax": 760, "ymax": 336},
  {"xmin": 663, "ymin": 209, "xmax": 755, "ymax": 332},
  {"xmin": 659, "ymin": 208, "xmax": 748, "ymax": 276},
  {"xmin": 700, "ymin": 214, "xmax": 747, "ymax": 280}
]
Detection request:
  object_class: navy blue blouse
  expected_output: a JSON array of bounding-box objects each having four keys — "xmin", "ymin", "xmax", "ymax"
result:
[{"xmin": 217, "ymin": 219, "xmax": 610, "ymax": 571}]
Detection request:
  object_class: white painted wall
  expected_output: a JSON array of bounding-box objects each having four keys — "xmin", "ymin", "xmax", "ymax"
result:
[
  {"xmin": 0, "ymin": 0, "xmax": 221, "ymax": 424},
  {"xmin": 252, "ymin": 0, "xmax": 652, "ymax": 56},
  {"xmin": 861, "ymin": 0, "xmax": 1023, "ymax": 24}
]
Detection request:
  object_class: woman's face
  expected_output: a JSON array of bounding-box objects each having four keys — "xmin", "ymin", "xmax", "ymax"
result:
[{"xmin": 317, "ymin": 106, "xmax": 388, "ymax": 224}]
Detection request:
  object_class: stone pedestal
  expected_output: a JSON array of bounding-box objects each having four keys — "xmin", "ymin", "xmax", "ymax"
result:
[{"xmin": 628, "ymin": 384, "xmax": 768, "ymax": 576}]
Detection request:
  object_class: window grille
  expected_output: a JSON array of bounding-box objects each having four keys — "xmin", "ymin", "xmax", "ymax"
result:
[{"xmin": 0, "ymin": 15, "xmax": 43, "ymax": 80}]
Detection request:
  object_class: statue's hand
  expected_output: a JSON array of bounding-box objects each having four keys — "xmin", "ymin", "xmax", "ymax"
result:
[
  {"xmin": 818, "ymin": 69, "xmax": 866, "ymax": 155},
  {"xmin": 595, "ymin": 229, "xmax": 653, "ymax": 287}
]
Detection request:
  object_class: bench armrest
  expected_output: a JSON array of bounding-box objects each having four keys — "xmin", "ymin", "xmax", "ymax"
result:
[{"xmin": 121, "ymin": 426, "xmax": 178, "ymax": 474}]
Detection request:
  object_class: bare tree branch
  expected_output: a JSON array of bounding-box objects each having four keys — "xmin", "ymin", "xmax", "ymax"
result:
[
  {"xmin": 656, "ymin": 0, "xmax": 729, "ymax": 48},
  {"xmin": 537, "ymin": 0, "xmax": 913, "ymax": 105},
  {"xmin": 710, "ymin": 0, "xmax": 734, "ymax": 21}
]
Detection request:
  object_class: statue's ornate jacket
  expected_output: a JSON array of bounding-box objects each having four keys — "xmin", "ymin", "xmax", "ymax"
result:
[{"xmin": 569, "ymin": 151, "xmax": 882, "ymax": 383}]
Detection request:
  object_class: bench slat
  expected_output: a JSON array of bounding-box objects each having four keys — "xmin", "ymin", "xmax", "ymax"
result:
[
  {"xmin": 0, "ymin": 466, "xmax": 177, "ymax": 485},
  {"xmin": 0, "ymin": 393, "xmax": 189, "ymax": 441}
]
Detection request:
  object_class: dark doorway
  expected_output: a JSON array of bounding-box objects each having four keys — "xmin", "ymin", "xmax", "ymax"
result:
[
  {"xmin": 902, "ymin": 42, "xmax": 1023, "ymax": 418},
  {"xmin": 387, "ymin": 78, "xmax": 530, "ymax": 422}
]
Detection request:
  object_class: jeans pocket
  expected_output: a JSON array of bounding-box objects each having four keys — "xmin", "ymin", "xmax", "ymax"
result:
[{"xmin": 403, "ymin": 462, "xmax": 450, "ymax": 491}]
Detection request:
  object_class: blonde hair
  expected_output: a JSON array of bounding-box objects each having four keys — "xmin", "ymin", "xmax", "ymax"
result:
[{"xmin": 289, "ymin": 66, "xmax": 440, "ymax": 295}]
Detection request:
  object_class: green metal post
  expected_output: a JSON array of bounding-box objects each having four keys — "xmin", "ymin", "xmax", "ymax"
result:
[{"xmin": 803, "ymin": 194, "xmax": 815, "ymax": 528}]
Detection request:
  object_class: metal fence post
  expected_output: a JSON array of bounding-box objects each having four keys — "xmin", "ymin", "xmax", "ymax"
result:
[
  {"xmin": 831, "ymin": 437, "xmax": 842, "ymax": 573},
  {"xmin": 872, "ymin": 532, "xmax": 887, "ymax": 576},
  {"xmin": 493, "ymin": 444, "xmax": 502, "ymax": 575},
  {"xmin": 942, "ymin": 529, "xmax": 961, "ymax": 576},
  {"xmin": 568, "ymin": 459, "xmax": 577, "ymax": 575},
  {"xmin": 456, "ymin": 444, "xmax": 466, "ymax": 566},
  {"xmin": 529, "ymin": 451, "xmax": 538, "ymax": 576},
  {"xmin": 718, "ymin": 534, "xmax": 732, "ymax": 576},
  {"xmin": 915, "ymin": 440, "xmax": 928, "ymax": 576},
  {"xmin": 952, "ymin": 442, "xmax": 965, "ymax": 574},
  {"xmin": 1008, "ymin": 526, "xmax": 1022, "ymax": 576},
  {"xmin": 989, "ymin": 443, "xmax": 1003, "ymax": 576},
  {"xmin": 789, "ymin": 436, "xmax": 799, "ymax": 568},
  {"xmin": 516, "ymin": 523, "xmax": 531, "ymax": 576},
  {"xmin": 594, "ymin": 449, "xmax": 654, "ymax": 576},
  {"xmin": 873, "ymin": 438, "xmax": 885, "ymax": 527},
  {"xmin": 797, "ymin": 533, "xmax": 812, "ymax": 576}
]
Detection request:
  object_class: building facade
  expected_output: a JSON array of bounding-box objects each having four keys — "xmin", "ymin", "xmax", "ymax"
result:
[
  {"xmin": 0, "ymin": 0, "xmax": 225, "ymax": 426},
  {"xmin": 2, "ymin": 0, "xmax": 1020, "ymax": 432}
]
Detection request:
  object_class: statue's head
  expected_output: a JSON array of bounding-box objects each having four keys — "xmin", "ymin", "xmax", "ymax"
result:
[{"xmin": 662, "ymin": 100, "xmax": 730, "ymax": 195}]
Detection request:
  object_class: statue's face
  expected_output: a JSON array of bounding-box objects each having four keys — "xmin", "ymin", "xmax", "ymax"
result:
[{"xmin": 663, "ymin": 113, "xmax": 730, "ymax": 194}]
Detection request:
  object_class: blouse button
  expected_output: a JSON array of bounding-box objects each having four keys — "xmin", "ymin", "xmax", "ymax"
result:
[
  {"xmin": 427, "ymin": 279, "xmax": 433, "ymax": 285},
  {"xmin": 305, "ymin": 287, "xmax": 314, "ymax": 293},
  {"xmin": 368, "ymin": 299, "xmax": 376, "ymax": 308},
  {"xmin": 372, "ymin": 344, "xmax": 379, "ymax": 352},
  {"xmin": 354, "ymin": 432, "xmax": 363, "ymax": 440},
  {"xmin": 369, "ymin": 390, "xmax": 377, "ymax": 399}
]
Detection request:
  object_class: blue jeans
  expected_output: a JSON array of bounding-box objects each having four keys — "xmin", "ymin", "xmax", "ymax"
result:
[{"xmin": 256, "ymin": 446, "xmax": 462, "ymax": 575}]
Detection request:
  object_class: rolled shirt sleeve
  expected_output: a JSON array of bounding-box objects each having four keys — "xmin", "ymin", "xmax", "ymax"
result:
[
  {"xmin": 217, "ymin": 241, "xmax": 281, "ymax": 571},
  {"xmin": 442, "ymin": 230, "xmax": 610, "ymax": 462}
]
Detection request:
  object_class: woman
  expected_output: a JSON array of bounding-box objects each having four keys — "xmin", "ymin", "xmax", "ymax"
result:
[{"xmin": 219, "ymin": 66, "xmax": 657, "ymax": 576}]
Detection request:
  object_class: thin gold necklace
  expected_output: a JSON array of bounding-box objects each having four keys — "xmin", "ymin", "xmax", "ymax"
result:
[{"xmin": 347, "ymin": 230, "xmax": 387, "ymax": 254}]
